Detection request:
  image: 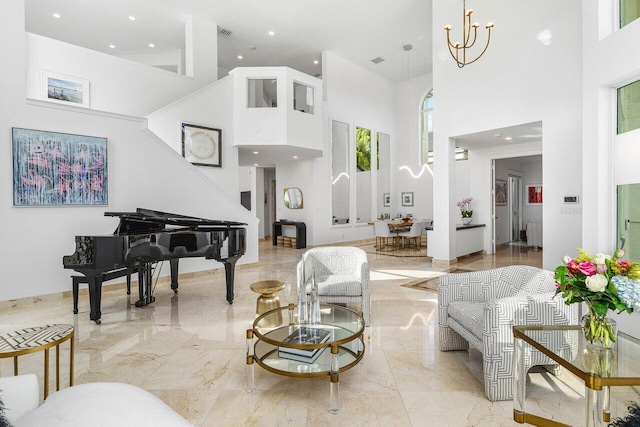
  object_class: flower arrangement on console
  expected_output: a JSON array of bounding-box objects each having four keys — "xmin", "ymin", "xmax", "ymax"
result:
[
  {"xmin": 457, "ymin": 197, "xmax": 473, "ymax": 218},
  {"xmin": 555, "ymin": 248, "xmax": 640, "ymax": 348}
]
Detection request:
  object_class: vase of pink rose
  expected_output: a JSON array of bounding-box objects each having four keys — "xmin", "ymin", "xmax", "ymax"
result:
[{"xmin": 555, "ymin": 248, "xmax": 640, "ymax": 349}]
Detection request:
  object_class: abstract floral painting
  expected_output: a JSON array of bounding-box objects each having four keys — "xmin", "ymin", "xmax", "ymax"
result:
[{"xmin": 12, "ymin": 128, "xmax": 108, "ymax": 206}]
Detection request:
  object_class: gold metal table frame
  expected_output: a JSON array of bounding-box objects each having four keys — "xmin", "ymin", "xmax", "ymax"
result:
[
  {"xmin": 246, "ymin": 303, "xmax": 365, "ymax": 414},
  {"xmin": 0, "ymin": 324, "xmax": 74, "ymax": 399},
  {"xmin": 513, "ymin": 325, "xmax": 640, "ymax": 427}
]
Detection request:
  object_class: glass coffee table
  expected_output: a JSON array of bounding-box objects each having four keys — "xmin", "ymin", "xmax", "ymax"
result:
[{"xmin": 246, "ymin": 303, "xmax": 365, "ymax": 414}]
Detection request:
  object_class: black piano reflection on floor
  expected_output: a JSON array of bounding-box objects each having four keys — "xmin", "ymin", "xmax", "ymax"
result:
[{"xmin": 63, "ymin": 208, "xmax": 246, "ymax": 324}]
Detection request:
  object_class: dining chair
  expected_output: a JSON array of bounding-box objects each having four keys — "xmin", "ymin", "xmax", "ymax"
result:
[
  {"xmin": 398, "ymin": 221, "xmax": 423, "ymax": 249},
  {"xmin": 373, "ymin": 221, "xmax": 397, "ymax": 250}
]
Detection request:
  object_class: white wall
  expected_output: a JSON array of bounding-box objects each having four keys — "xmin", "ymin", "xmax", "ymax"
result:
[
  {"xmin": 583, "ymin": 3, "xmax": 640, "ymax": 336},
  {"xmin": 432, "ymin": 0, "xmax": 583, "ymax": 267},
  {"xmin": 25, "ymin": 15, "xmax": 218, "ymax": 118},
  {"xmin": 146, "ymin": 77, "xmax": 240, "ymax": 203},
  {"xmin": 395, "ymin": 73, "xmax": 435, "ymax": 220},
  {"xmin": 117, "ymin": 51, "xmax": 183, "ymax": 75},
  {"xmin": 231, "ymin": 67, "xmax": 323, "ymax": 152},
  {"xmin": 0, "ymin": 1, "xmax": 257, "ymax": 302},
  {"xmin": 311, "ymin": 51, "xmax": 398, "ymax": 245},
  {"xmin": 276, "ymin": 160, "xmax": 315, "ymax": 241}
]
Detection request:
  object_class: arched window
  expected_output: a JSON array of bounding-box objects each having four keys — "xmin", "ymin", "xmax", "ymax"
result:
[
  {"xmin": 419, "ymin": 89, "xmax": 468, "ymax": 164},
  {"xmin": 420, "ymin": 90, "xmax": 433, "ymax": 165}
]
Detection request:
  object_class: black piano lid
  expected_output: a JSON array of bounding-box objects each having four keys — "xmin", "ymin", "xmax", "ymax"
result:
[{"xmin": 105, "ymin": 208, "xmax": 247, "ymax": 228}]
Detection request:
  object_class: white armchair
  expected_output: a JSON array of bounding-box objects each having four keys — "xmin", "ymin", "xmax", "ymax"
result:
[
  {"xmin": 297, "ymin": 246, "xmax": 370, "ymax": 326},
  {"xmin": 438, "ymin": 265, "xmax": 578, "ymax": 401},
  {"xmin": 0, "ymin": 374, "xmax": 193, "ymax": 426}
]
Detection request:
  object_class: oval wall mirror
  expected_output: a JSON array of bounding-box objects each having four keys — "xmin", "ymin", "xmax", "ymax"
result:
[{"xmin": 284, "ymin": 187, "xmax": 303, "ymax": 209}]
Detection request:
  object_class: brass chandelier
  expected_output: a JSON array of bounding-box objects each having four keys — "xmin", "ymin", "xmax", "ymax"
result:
[{"xmin": 444, "ymin": 0, "xmax": 494, "ymax": 68}]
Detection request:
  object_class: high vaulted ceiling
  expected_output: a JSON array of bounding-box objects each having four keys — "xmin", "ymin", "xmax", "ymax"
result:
[{"xmin": 25, "ymin": 0, "xmax": 433, "ymax": 83}]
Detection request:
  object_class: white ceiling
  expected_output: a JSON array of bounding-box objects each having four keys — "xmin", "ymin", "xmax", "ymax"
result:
[
  {"xmin": 24, "ymin": 0, "xmax": 433, "ymax": 83},
  {"xmin": 453, "ymin": 121, "xmax": 543, "ymax": 150}
]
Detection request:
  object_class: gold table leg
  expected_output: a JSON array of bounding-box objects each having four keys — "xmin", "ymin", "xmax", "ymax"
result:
[{"xmin": 44, "ymin": 348, "xmax": 50, "ymax": 399}]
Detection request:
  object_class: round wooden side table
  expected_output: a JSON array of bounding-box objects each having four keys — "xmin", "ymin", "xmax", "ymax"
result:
[
  {"xmin": 249, "ymin": 280, "xmax": 285, "ymax": 327},
  {"xmin": 0, "ymin": 324, "xmax": 74, "ymax": 399}
]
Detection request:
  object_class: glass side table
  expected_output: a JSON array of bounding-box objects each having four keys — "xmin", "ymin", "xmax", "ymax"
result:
[
  {"xmin": 0, "ymin": 324, "xmax": 74, "ymax": 399},
  {"xmin": 513, "ymin": 325, "xmax": 640, "ymax": 426},
  {"xmin": 246, "ymin": 303, "xmax": 365, "ymax": 414}
]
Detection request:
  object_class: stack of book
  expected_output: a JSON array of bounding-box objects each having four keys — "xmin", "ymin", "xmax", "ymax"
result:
[{"xmin": 278, "ymin": 326, "xmax": 331, "ymax": 363}]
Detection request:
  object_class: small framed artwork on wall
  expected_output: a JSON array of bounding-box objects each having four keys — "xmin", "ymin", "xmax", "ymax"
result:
[
  {"xmin": 495, "ymin": 179, "xmax": 507, "ymax": 206},
  {"xmin": 182, "ymin": 123, "xmax": 222, "ymax": 167},
  {"xmin": 401, "ymin": 192, "xmax": 414, "ymax": 207},
  {"xmin": 383, "ymin": 193, "xmax": 390, "ymax": 207},
  {"xmin": 41, "ymin": 71, "xmax": 90, "ymax": 108},
  {"xmin": 526, "ymin": 184, "xmax": 543, "ymax": 205}
]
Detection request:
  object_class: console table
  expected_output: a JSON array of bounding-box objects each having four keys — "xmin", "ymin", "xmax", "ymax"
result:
[{"xmin": 272, "ymin": 221, "xmax": 306, "ymax": 249}]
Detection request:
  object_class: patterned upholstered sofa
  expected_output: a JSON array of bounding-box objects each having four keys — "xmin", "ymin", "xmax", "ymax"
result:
[
  {"xmin": 297, "ymin": 246, "xmax": 370, "ymax": 326},
  {"xmin": 438, "ymin": 265, "xmax": 578, "ymax": 401}
]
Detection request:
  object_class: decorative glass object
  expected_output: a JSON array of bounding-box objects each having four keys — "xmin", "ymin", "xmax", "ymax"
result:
[
  {"xmin": 309, "ymin": 270, "xmax": 321, "ymax": 324},
  {"xmin": 297, "ymin": 260, "xmax": 309, "ymax": 323}
]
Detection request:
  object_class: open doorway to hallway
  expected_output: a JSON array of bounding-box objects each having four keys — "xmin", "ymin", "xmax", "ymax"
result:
[{"xmin": 494, "ymin": 155, "xmax": 542, "ymax": 251}]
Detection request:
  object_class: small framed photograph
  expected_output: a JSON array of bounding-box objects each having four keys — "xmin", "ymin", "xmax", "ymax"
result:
[
  {"xmin": 495, "ymin": 179, "xmax": 507, "ymax": 206},
  {"xmin": 401, "ymin": 192, "xmax": 414, "ymax": 207},
  {"xmin": 182, "ymin": 123, "xmax": 222, "ymax": 167},
  {"xmin": 526, "ymin": 184, "xmax": 543, "ymax": 205},
  {"xmin": 383, "ymin": 193, "xmax": 390, "ymax": 207},
  {"xmin": 41, "ymin": 71, "xmax": 90, "ymax": 108}
]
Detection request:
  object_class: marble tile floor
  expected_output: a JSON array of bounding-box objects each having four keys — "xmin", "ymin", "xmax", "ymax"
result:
[{"xmin": 1, "ymin": 240, "xmax": 638, "ymax": 426}]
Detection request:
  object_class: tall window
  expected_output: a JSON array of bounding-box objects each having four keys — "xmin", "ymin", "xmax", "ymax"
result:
[
  {"xmin": 419, "ymin": 90, "xmax": 468, "ymax": 164},
  {"xmin": 355, "ymin": 126, "xmax": 372, "ymax": 223},
  {"xmin": 618, "ymin": 79, "xmax": 640, "ymax": 134},
  {"xmin": 620, "ymin": 0, "xmax": 640, "ymax": 28},
  {"xmin": 420, "ymin": 90, "xmax": 433, "ymax": 165}
]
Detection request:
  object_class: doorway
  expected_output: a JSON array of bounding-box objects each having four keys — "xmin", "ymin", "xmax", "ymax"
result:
[{"xmin": 508, "ymin": 175, "xmax": 522, "ymax": 242}]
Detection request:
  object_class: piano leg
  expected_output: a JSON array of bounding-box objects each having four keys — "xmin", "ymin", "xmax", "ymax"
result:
[
  {"xmin": 223, "ymin": 256, "xmax": 240, "ymax": 304},
  {"xmin": 88, "ymin": 276, "xmax": 103, "ymax": 324},
  {"xmin": 135, "ymin": 264, "xmax": 155, "ymax": 307},
  {"xmin": 170, "ymin": 259, "xmax": 179, "ymax": 293},
  {"xmin": 136, "ymin": 268, "xmax": 145, "ymax": 307},
  {"xmin": 72, "ymin": 276, "xmax": 81, "ymax": 314}
]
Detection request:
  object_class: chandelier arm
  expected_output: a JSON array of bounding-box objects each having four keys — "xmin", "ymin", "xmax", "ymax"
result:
[
  {"xmin": 445, "ymin": 31, "xmax": 459, "ymax": 49},
  {"xmin": 446, "ymin": 42, "xmax": 461, "ymax": 65},
  {"xmin": 463, "ymin": 13, "xmax": 473, "ymax": 47},
  {"xmin": 462, "ymin": 29, "xmax": 492, "ymax": 66},
  {"xmin": 466, "ymin": 27, "xmax": 478, "ymax": 49}
]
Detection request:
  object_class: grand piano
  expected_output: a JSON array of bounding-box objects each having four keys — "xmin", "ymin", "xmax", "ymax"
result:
[{"xmin": 63, "ymin": 208, "xmax": 246, "ymax": 324}]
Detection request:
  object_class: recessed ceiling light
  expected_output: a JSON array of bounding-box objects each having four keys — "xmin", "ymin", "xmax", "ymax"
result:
[
  {"xmin": 52, "ymin": 13, "xmax": 61, "ymax": 18},
  {"xmin": 148, "ymin": 43, "xmax": 155, "ymax": 48},
  {"xmin": 505, "ymin": 137, "xmax": 513, "ymax": 141},
  {"xmin": 249, "ymin": 45, "xmax": 256, "ymax": 50},
  {"xmin": 313, "ymin": 60, "xmax": 319, "ymax": 65},
  {"xmin": 129, "ymin": 16, "xmax": 136, "ymax": 21},
  {"xmin": 109, "ymin": 44, "xmax": 116, "ymax": 49},
  {"xmin": 253, "ymin": 151, "xmax": 259, "ymax": 154},
  {"xmin": 254, "ymin": 163, "xmax": 258, "ymax": 166},
  {"xmin": 268, "ymin": 31, "xmax": 274, "ymax": 36},
  {"xmin": 293, "ymin": 155, "xmax": 298, "ymax": 159},
  {"xmin": 237, "ymin": 55, "xmax": 243, "ymax": 60}
]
